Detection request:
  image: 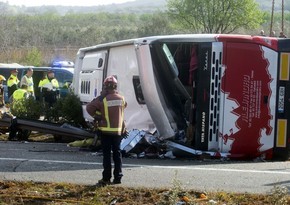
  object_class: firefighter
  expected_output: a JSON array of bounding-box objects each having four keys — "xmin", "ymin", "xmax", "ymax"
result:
[
  {"xmin": 20, "ymin": 67, "xmax": 34, "ymax": 97},
  {"xmin": 86, "ymin": 75, "xmax": 127, "ymax": 186},
  {"xmin": 7, "ymin": 69, "xmax": 20, "ymax": 99},
  {"xmin": 39, "ymin": 70, "xmax": 60, "ymax": 107},
  {"xmin": 0, "ymin": 75, "xmax": 6, "ymax": 108}
]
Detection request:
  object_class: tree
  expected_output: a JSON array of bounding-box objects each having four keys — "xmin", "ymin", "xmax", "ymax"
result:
[
  {"xmin": 137, "ymin": 12, "xmax": 175, "ymax": 37},
  {"xmin": 22, "ymin": 47, "xmax": 43, "ymax": 66},
  {"xmin": 167, "ymin": 0, "xmax": 265, "ymax": 34}
]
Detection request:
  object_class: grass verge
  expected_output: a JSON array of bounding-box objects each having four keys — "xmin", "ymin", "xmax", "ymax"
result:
[{"xmin": 0, "ymin": 180, "xmax": 289, "ymax": 205}]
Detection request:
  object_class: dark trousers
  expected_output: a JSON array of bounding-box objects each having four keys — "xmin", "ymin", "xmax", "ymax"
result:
[
  {"xmin": 44, "ymin": 92, "xmax": 57, "ymax": 108},
  {"xmin": 101, "ymin": 133, "xmax": 123, "ymax": 181}
]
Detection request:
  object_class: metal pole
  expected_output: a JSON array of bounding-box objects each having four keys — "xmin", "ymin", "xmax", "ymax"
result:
[
  {"xmin": 282, "ymin": 0, "xmax": 284, "ymax": 33},
  {"xmin": 270, "ymin": 0, "xmax": 275, "ymax": 36}
]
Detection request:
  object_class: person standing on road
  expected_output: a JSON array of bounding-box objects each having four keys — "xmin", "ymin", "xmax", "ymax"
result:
[
  {"xmin": 39, "ymin": 70, "xmax": 60, "ymax": 107},
  {"xmin": 7, "ymin": 69, "xmax": 20, "ymax": 99},
  {"xmin": 86, "ymin": 75, "xmax": 127, "ymax": 186},
  {"xmin": 20, "ymin": 67, "xmax": 34, "ymax": 98}
]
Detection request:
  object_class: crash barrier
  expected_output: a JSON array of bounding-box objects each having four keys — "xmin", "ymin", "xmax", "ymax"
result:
[{"xmin": 0, "ymin": 115, "xmax": 95, "ymax": 141}]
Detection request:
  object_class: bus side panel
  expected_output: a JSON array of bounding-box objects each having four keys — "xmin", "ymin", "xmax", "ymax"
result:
[
  {"xmin": 220, "ymin": 42, "xmax": 277, "ymax": 158},
  {"xmin": 106, "ymin": 45, "xmax": 154, "ymax": 131}
]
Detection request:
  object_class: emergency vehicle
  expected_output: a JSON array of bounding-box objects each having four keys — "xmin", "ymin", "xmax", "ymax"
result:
[
  {"xmin": 0, "ymin": 63, "xmax": 73, "ymax": 102},
  {"xmin": 73, "ymin": 34, "xmax": 290, "ymax": 160}
]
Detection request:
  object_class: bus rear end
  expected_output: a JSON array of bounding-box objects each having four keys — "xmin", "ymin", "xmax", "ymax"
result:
[
  {"xmin": 274, "ymin": 39, "xmax": 290, "ymax": 160},
  {"xmin": 218, "ymin": 35, "xmax": 290, "ymax": 160}
]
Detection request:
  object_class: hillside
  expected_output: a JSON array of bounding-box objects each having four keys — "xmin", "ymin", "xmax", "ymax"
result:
[
  {"xmin": 256, "ymin": 0, "xmax": 290, "ymax": 12},
  {"xmin": 2, "ymin": 0, "xmax": 167, "ymax": 15},
  {"xmin": 1, "ymin": 0, "xmax": 289, "ymax": 15}
]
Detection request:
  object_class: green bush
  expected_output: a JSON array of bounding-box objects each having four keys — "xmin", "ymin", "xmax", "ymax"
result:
[
  {"xmin": 44, "ymin": 92, "xmax": 86, "ymax": 127},
  {"xmin": 10, "ymin": 96, "xmax": 43, "ymax": 120},
  {"xmin": 10, "ymin": 92, "xmax": 86, "ymax": 129}
]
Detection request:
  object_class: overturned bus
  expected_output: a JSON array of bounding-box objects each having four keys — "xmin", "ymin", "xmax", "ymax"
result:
[{"xmin": 73, "ymin": 34, "xmax": 290, "ymax": 160}]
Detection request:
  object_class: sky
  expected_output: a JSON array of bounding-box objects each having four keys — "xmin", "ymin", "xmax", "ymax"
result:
[{"xmin": 1, "ymin": 0, "xmax": 135, "ymax": 7}]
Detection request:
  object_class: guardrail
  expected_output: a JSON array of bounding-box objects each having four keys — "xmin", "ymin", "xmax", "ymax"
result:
[{"xmin": 0, "ymin": 116, "xmax": 95, "ymax": 140}]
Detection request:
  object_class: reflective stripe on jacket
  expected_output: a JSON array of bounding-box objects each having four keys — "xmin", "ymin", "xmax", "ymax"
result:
[{"xmin": 89, "ymin": 90, "xmax": 126, "ymax": 136}]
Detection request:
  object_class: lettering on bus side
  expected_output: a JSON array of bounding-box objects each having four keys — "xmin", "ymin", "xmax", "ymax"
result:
[
  {"xmin": 201, "ymin": 111, "xmax": 206, "ymax": 143},
  {"xmin": 203, "ymin": 51, "xmax": 208, "ymax": 71},
  {"xmin": 278, "ymin": 86, "xmax": 285, "ymax": 113}
]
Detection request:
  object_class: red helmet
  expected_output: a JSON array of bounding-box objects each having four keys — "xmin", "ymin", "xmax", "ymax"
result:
[{"xmin": 104, "ymin": 75, "xmax": 117, "ymax": 85}]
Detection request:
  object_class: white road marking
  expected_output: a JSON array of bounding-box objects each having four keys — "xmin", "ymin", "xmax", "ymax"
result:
[{"xmin": 1, "ymin": 157, "xmax": 290, "ymax": 175}]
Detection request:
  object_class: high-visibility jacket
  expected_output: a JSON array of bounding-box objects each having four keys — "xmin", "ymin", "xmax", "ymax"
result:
[
  {"xmin": 13, "ymin": 89, "xmax": 28, "ymax": 101},
  {"xmin": 40, "ymin": 78, "xmax": 59, "ymax": 90},
  {"xmin": 21, "ymin": 75, "xmax": 34, "ymax": 95},
  {"xmin": 7, "ymin": 75, "xmax": 19, "ymax": 87},
  {"xmin": 87, "ymin": 90, "xmax": 126, "ymax": 136},
  {"xmin": 7, "ymin": 75, "xmax": 19, "ymax": 98},
  {"xmin": 38, "ymin": 78, "xmax": 45, "ymax": 88}
]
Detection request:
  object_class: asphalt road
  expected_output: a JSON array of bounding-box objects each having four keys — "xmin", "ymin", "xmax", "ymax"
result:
[{"xmin": 0, "ymin": 141, "xmax": 290, "ymax": 194}]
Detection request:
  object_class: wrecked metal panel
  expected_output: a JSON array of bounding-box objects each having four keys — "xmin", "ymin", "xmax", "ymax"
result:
[
  {"xmin": 121, "ymin": 130, "xmax": 145, "ymax": 153},
  {"xmin": 136, "ymin": 43, "xmax": 175, "ymax": 140},
  {"xmin": 166, "ymin": 141, "xmax": 229, "ymax": 158}
]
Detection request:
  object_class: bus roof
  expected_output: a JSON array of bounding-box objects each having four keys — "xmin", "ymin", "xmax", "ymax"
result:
[
  {"xmin": 78, "ymin": 33, "xmax": 281, "ymax": 53},
  {"xmin": 78, "ymin": 34, "xmax": 219, "ymax": 53}
]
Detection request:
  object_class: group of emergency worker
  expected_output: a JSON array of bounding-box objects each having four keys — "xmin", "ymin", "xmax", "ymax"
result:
[{"xmin": 0, "ymin": 68, "xmax": 60, "ymax": 107}]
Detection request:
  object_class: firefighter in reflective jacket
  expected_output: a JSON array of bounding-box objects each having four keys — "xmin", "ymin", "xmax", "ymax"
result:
[
  {"xmin": 86, "ymin": 75, "xmax": 127, "ymax": 186},
  {"xmin": 39, "ymin": 70, "xmax": 59, "ymax": 107}
]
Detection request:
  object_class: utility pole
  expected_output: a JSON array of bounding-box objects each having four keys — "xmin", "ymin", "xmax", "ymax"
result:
[
  {"xmin": 281, "ymin": 0, "xmax": 284, "ymax": 33},
  {"xmin": 270, "ymin": 0, "xmax": 275, "ymax": 36}
]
